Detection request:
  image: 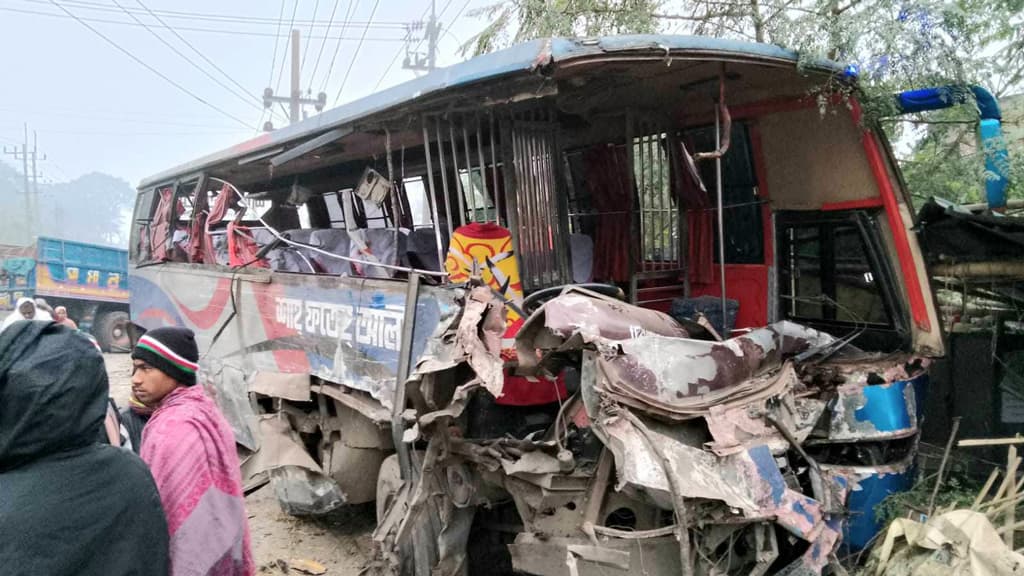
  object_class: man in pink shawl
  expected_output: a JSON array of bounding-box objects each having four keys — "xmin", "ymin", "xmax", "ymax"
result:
[{"xmin": 131, "ymin": 326, "xmax": 254, "ymax": 576}]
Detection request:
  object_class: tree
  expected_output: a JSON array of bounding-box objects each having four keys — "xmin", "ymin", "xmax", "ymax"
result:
[
  {"xmin": 38, "ymin": 173, "xmax": 135, "ymax": 247},
  {"xmin": 464, "ymin": 0, "xmax": 1023, "ymax": 206},
  {"xmin": 0, "ymin": 163, "xmax": 134, "ymax": 247}
]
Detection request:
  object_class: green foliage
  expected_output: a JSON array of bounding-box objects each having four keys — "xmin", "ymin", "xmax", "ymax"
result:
[
  {"xmin": 463, "ymin": 0, "xmax": 661, "ymax": 56},
  {"xmin": 874, "ymin": 470, "xmax": 979, "ymax": 527},
  {"xmin": 462, "ymin": 0, "xmax": 1023, "ymax": 206}
]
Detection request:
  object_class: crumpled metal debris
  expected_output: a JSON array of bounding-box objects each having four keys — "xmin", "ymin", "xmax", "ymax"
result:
[{"xmin": 377, "ymin": 289, "xmax": 928, "ymax": 576}]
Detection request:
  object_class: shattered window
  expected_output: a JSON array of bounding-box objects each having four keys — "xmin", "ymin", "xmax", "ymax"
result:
[
  {"xmin": 324, "ymin": 191, "xmax": 348, "ymax": 229},
  {"xmin": 686, "ymin": 123, "xmax": 764, "ymax": 265},
  {"xmin": 459, "ymin": 168, "xmax": 495, "ymax": 223},
  {"xmin": 781, "ymin": 220, "xmax": 889, "ymax": 325},
  {"xmin": 129, "ymin": 188, "xmax": 156, "ymax": 264},
  {"xmin": 404, "ymin": 176, "xmax": 434, "ymax": 228}
]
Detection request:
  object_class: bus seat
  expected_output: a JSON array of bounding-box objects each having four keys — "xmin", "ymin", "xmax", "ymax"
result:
[
  {"xmin": 570, "ymin": 233, "xmax": 594, "ymax": 283},
  {"xmin": 406, "ymin": 228, "xmax": 442, "ymax": 271},
  {"xmin": 357, "ymin": 229, "xmax": 407, "ymax": 278},
  {"xmin": 209, "ymin": 231, "xmax": 230, "ymax": 266},
  {"xmin": 309, "ymin": 229, "xmax": 352, "ymax": 276},
  {"xmin": 252, "ymin": 228, "xmax": 319, "ymax": 273}
]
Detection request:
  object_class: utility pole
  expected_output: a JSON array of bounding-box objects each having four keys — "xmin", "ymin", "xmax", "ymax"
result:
[
  {"xmin": 263, "ymin": 29, "xmax": 327, "ymax": 131},
  {"xmin": 403, "ymin": 0, "xmax": 440, "ymax": 73},
  {"xmin": 2, "ymin": 123, "xmax": 45, "ymax": 244}
]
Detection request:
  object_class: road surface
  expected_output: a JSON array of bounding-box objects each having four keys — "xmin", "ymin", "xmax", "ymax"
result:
[{"xmin": 103, "ymin": 353, "xmax": 376, "ymax": 574}]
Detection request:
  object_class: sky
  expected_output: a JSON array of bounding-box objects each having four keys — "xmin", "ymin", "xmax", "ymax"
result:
[{"xmin": 0, "ymin": 0, "xmax": 493, "ymax": 187}]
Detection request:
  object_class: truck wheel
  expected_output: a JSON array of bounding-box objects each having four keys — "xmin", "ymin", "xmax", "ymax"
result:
[{"xmin": 95, "ymin": 311, "xmax": 131, "ymax": 352}]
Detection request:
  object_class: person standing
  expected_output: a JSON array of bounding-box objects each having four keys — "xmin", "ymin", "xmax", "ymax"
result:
[
  {"xmin": 0, "ymin": 320, "xmax": 169, "ymax": 576},
  {"xmin": 53, "ymin": 305, "xmax": 78, "ymax": 329},
  {"xmin": 131, "ymin": 326, "xmax": 253, "ymax": 576},
  {"xmin": 1, "ymin": 297, "xmax": 52, "ymax": 332}
]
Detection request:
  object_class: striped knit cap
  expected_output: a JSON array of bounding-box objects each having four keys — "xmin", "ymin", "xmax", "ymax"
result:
[{"xmin": 131, "ymin": 327, "xmax": 199, "ymax": 386}]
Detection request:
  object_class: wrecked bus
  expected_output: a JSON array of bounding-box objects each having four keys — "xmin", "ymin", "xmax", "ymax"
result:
[{"xmin": 129, "ymin": 35, "xmax": 946, "ymax": 575}]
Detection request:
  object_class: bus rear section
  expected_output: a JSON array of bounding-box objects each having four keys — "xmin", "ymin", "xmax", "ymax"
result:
[{"xmin": 128, "ymin": 36, "xmax": 943, "ymax": 576}]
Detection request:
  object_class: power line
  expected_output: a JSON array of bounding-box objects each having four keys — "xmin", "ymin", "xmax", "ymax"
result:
[
  {"xmin": 133, "ymin": 0, "xmax": 286, "ymax": 124},
  {"xmin": 373, "ymin": 42, "xmax": 405, "ymax": 91},
  {"xmin": 33, "ymin": 127, "xmax": 251, "ymax": 136},
  {"xmin": 17, "ymin": 0, "xmax": 407, "ymax": 27},
  {"xmin": 274, "ymin": 0, "xmax": 301, "ymax": 96},
  {"xmin": 449, "ymin": 0, "xmax": 471, "ymax": 26},
  {"xmin": 0, "ymin": 6, "xmax": 406, "ymax": 40},
  {"xmin": 309, "ymin": 0, "xmax": 341, "ymax": 92},
  {"xmin": 45, "ymin": 0, "xmax": 254, "ymax": 128},
  {"xmin": 108, "ymin": 0, "xmax": 265, "ymax": 120},
  {"xmin": 373, "ymin": 0, "xmax": 456, "ymax": 91},
  {"xmin": 333, "ymin": 0, "xmax": 381, "ymax": 105},
  {"xmin": 320, "ymin": 0, "xmax": 360, "ymax": 94},
  {"xmin": 0, "ymin": 104, "xmax": 239, "ymax": 123},
  {"xmin": 2, "ymin": 112, "xmax": 248, "ymax": 129},
  {"xmin": 259, "ymin": 0, "xmax": 290, "ymax": 132},
  {"xmin": 267, "ymin": 0, "xmax": 288, "ymax": 87},
  {"xmin": 300, "ymin": 0, "xmax": 322, "ymax": 74}
]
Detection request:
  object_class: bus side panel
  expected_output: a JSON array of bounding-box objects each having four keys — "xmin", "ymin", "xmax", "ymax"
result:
[{"xmin": 130, "ymin": 264, "xmax": 460, "ymax": 411}]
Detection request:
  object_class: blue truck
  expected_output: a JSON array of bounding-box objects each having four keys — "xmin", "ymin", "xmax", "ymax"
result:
[{"xmin": 0, "ymin": 236, "xmax": 130, "ymax": 351}]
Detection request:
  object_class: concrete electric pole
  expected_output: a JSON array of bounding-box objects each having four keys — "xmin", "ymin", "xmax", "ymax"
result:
[
  {"xmin": 2, "ymin": 123, "xmax": 46, "ymax": 243},
  {"xmin": 262, "ymin": 29, "xmax": 327, "ymax": 131},
  {"xmin": 403, "ymin": 0, "xmax": 440, "ymax": 73}
]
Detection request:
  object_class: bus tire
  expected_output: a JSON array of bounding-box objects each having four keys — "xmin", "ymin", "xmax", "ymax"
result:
[
  {"xmin": 376, "ymin": 453, "xmax": 402, "ymax": 523},
  {"xmin": 95, "ymin": 310, "xmax": 131, "ymax": 352}
]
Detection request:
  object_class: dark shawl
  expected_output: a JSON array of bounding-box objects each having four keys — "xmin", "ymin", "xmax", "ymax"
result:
[{"xmin": 0, "ymin": 321, "xmax": 170, "ymax": 576}]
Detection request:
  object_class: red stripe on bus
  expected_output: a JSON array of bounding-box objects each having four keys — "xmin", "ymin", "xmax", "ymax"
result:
[{"xmin": 850, "ymin": 100, "xmax": 931, "ymax": 332}]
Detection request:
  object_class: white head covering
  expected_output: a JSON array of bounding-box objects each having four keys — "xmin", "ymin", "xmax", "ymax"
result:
[{"xmin": 1, "ymin": 297, "xmax": 53, "ymax": 333}]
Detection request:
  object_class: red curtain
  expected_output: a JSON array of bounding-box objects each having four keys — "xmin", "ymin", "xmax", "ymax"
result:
[
  {"xmin": 202, "ymin": 184, "xmax": 236, "ymax": 264},
  {"xmin": 149, "ymin": 187, "xmax": 173, "ymax": 263},
  {"xmin": 669, "ymin": 137, "xmax": 714, "ymax": 285},
  {"xmin": 187, "ymin": 185, "xmax": 209, "ymax": 264},
  {"xmin": 227, "ymin": 222, "xmax": 266, "ymax": 268},
  {"xmin": 583, "ymin": 145, "xmax": 634, "ymax": 282}
]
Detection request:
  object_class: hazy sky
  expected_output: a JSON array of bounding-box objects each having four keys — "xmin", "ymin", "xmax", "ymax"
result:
[{"xmin": 0, "ymin": 0, "xmax": 492, "ymax": 187}]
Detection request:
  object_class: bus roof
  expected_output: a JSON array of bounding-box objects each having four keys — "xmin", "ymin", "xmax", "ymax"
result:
[{"xmin": 138, "ymin": 35, "xmax": 840, "ymax": 189}]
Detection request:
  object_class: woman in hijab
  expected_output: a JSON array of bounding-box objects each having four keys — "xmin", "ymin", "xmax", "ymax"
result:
[
  {"xmin": 1, "ymin": 297, "xmax": 52, "ymax": 332},
  {"xmin": 0, "ymin": 320, "xmax": 169, "ymax": 575}
]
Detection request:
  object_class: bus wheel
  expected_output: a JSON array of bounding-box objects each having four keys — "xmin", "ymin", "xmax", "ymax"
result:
[
  {"xmin": 376, "ymin": 453, "xmax": 402, "ymax": 523},
  {"xmin": 95, "ymin": 311, "xmax": 131, "ymax": 352}
]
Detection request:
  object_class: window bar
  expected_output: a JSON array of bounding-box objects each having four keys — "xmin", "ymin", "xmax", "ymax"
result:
[
  {"xmin": 421, "ymin": 116, "xmax": 446, "ymax": 273},
  {"xmin": 385, "ymin": 127, "xmax": 401, "ymax": 265},
  {"xmin": 533, "ymin": 113, "xmax": 550, "ymax": 285},
  {"xmin": 519, "ymin": 113, "xmax": 538, "ymax": 287},
  {"xmin": 434, "ymin": 117, "xmax": 454, "ymax": 245},
  {"xmin": 657, "ymin": 132, "xmax": 667, "ymax": 269},
  {"xmin": 545, "ymin": 115, "xmax": 562, "ymax": 282},
  {"xmin": 646, "ymin": 130, "xmax": 655, "ymax": 273},
  {"xmin": 475, "ymin": 114, "xmax": 491, "ymax": 223},
  {"xmin": 639, "ymin": 128, "xmax": 648, "ymax": 273},
  {"xmin": 539, "ymin": 117, "xmax": 555, "ymax": 284},
  {"xmin": 526, "ymin": 114, "xmax": 543, "ymax": 287},
  {"xmin": 489, "ymin": 112, "xmax": 500, "ymax": 226},
  {"xmin": 520, "ymin": 117, "xmax": 539, "ymax": 288},
  {"xmin": 461, "ymin": 118, "xmax": 477, "ymax": 223},
  {"xmin": 448, "ymin": 119, "xmax": 466, "ymax": 228}
]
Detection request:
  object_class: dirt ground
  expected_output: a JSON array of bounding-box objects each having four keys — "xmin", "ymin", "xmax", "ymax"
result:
[{"xmin": 103, "ymin": 353, "xmax": 376, "ymax": 575}]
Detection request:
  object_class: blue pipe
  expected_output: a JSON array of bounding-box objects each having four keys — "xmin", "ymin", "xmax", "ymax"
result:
[{"xmin": 895, "ymin": 85, "xmax": 1009, "ymax": 209}]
